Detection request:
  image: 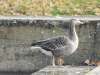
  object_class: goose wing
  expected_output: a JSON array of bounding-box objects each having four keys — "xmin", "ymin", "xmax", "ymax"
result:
[{"xmin": 31, "ymin": 36, "xmax": 70, "ymax": 51}]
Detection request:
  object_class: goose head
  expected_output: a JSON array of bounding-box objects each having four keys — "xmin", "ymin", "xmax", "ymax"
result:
[{"xmin": 70, "ymin": 19, "xmax": 83, "ymax": 25}]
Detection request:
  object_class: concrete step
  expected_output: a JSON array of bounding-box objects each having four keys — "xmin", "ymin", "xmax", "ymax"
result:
[
  {"xmin": 86, "ymin": 66, "xmax": 100, "ymax": 75},
  {"xmin": 31, "ymin": 65, "xmax": 96, "ymax": 75}
]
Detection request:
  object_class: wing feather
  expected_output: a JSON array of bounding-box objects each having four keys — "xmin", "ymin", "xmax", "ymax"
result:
[{"xmin": 31, "ymin": 36, "xmax": 70, "ymax": 51}]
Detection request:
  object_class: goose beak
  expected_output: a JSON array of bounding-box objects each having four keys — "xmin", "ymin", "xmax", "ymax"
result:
[{"xmin": 78, "ymin": 21, "xmax": 83, "ymax": 24}]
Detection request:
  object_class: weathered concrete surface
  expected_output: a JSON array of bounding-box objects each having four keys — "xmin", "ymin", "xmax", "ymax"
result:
[
  {"xmin": 31, "ymin": 66, "xmax": 96, "ymax": 75},
  {"xmin": 0, "ymin": 19, "xmax": 100, "ymax": 73},
  {"xmin": 86, "ymin": 66, "xmax": 100, "ymax": 75},
  {"xmin": 1, "ymin": 16, "xmax": 100, "ymax": 20}
]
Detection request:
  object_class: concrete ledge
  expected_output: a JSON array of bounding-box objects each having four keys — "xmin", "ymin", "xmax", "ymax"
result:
[
  {"xmin": 86, "ymin": 66, "xmax": 100, "ymax": 75},
  {"xmin": 31, "ymin": 66, "xmax": 96, "ymax": 75},
  {"xmin": 1, "ymin": 16, "xmax": 100, "ymax": 20}
]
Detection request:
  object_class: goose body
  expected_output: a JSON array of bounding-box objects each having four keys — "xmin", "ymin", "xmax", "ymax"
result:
[{"xmin": 30, "ymin": 19, "xmax": 83, "ymax": 67}]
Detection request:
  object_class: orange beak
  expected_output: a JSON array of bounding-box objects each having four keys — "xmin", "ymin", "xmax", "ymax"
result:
[{"xmin": 78, "ymin": 21, "xmax": 83, "ymax": 24}]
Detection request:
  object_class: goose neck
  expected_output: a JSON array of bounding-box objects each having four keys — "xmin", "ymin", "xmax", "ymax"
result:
[{"xmin": 69, "ymin": 23, "xmax": 78, "ymax": 43}]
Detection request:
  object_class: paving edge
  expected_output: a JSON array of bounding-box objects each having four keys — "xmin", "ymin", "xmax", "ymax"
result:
[
  {"xmin": 85, "ymin": 66, "xmax": 100, "ymax": 75},
  {"xmin": 1, "ymin": 16, "xmax": 100, "ymax": 20}
]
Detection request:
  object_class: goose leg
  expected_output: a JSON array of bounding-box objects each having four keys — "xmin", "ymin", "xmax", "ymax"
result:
[
  {"xmin": 52, "ymin": 57, "xmax": 56, "ymax": 67},
  {"xmin": 59, "ymin": 59, "xmax": 61, "ymax": 67}
]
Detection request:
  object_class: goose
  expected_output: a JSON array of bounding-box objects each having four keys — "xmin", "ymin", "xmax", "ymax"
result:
[{"xmin": 30, "ymin": 19, "xmax": 83, "ymax": 67}]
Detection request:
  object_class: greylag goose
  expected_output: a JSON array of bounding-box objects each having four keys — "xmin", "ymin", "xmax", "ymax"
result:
[{"xmin": 30, "ymin": 19, "xmax": 83, "ymax": 67}]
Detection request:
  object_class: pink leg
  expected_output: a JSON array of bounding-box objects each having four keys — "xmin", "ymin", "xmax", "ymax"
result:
[{"xmin": 52, "ymin": 57, "xmax": 56, "ymax": 67}]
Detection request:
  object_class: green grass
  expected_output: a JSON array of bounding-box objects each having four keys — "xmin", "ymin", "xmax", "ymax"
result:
[
  {"xmin": 52, "ymin": 11, "xmax": 57, "ymax": 16},
  {"xmin": 65, "ymin": 3, "xmax": 69, "ymax": 6},
  {"xmin": 52, "ymin": 10, "xmax": 68, "ymax": 16},
  {"xmin": 83, "ymin": 68, "xmax": 93, "ymax": 71},
  {"xmin": 71, "ymin": 11, "xmax": 76, "ymax": 14},
  {"xmin": 83, "ymin": 10, "xmax": 95, "ymax": 15},
  {"xmin": 1, "ymin": 0, "xmax": 100, "ymax": 16},
  {"xmin": 96, "ymin": 0, "xmax": 100, "ymax": 2},
  {"xmin": 96, "ymin": 4, "xmax": 99, "ymax": 7}
]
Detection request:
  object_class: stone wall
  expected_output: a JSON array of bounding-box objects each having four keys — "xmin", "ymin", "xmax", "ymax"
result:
[{"xmin": 0, "ymin": 20, "xmax": 100, "ymax": 72}]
